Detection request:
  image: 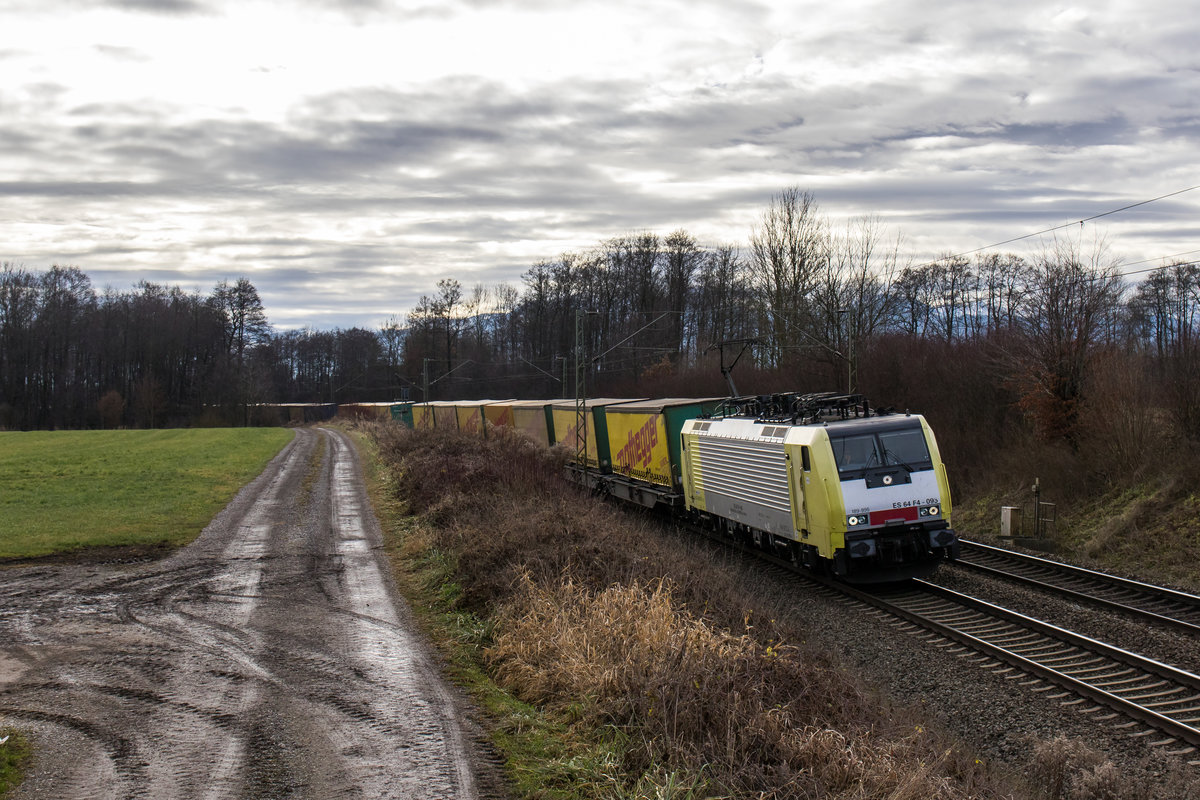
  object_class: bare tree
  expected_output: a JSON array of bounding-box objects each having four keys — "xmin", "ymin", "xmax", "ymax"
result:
[
  {"xmin": 694, "ymin": 244, "xmax": 751, "ymax": 351},
  {"xmin": 813, "ymin": 216, "xmax": 904, "ymax": 384},
  {"xmin": 0, "ymin": 263, "xmax": 39, "ymax": 428},
  {"xmin": 748, "ymin": 188, "xmax": 828, "ymax": 366},
  {"xmin": 210, "ymin": 278, "xmax": 271, "ymax": 424},
  {"xmin": 434, "ymin": 277, "xmax": 462, "ymax": 374},
  {"xmin": 663, "ymin": 229, "xmax": 702, "ymax": 361},
  {"xmin": 977, "ymin": 253, "xmax": 1029, "ymax": 335},
  {"xmin": 1129, "ymin": 261, "xmax": 1200, "ymax": 437},
  {"xmin": 1009, "ymin": 235, "xmax": 1124, "ymax": 445}
]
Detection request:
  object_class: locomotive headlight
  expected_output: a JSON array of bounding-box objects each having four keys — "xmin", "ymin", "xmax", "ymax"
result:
[
  {"xmin": 919, "ymin": 505, "xmax": 940, "ymax": 517},
  {"xmin": 847, "ymin": 515, "xmax": 860, "ymax": 527}
]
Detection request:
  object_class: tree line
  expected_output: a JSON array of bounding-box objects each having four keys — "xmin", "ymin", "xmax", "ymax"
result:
[
  {"xmin": 402, "ymin": 190, "xmax": 1194, "ymax": 460},
  {"xmin": 0, "ymin": 267, "xmax": 272, "ymax": 428},
  {"xmin": 5, "ymin": 187, "xmax": 1198, "ymax": 491}
]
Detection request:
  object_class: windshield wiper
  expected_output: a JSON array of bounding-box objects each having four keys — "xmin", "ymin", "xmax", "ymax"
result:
[{"xmin": 882, "ymin": 448, "xmax": 916, "ymax": 473}]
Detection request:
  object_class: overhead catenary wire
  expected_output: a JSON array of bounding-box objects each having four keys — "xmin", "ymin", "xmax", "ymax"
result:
[{"xmin": 921, "ymin": 184, "xmax": 1200, "ymax": 267}]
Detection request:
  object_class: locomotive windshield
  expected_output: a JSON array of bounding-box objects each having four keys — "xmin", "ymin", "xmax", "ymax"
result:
[{"xmin": 829, "ymin": 423, "xmax": 933, "ymax": 478}]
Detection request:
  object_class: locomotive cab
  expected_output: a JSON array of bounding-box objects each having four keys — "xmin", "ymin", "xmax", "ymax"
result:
[{"xmin": 820, "ymin": 415, "xmax": 959, "ymax": 581}]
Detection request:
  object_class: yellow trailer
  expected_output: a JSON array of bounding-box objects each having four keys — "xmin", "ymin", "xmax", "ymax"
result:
[
  {"xmin": 550, "ymin": 399, "xmax": 646, "ymax": 472},
  {"xmin": 454, "ymin": 400, "xmax": 496, "ymax": 435},
  {"xmin": 430, "ymin": 401, "xmax": 459, "ymax": 430},
  {"xmin": 412, "ymin": 403, "xmax": 436, "ymax": 430},
  {"xmin": 510, "ymin": 400, "xmax": 555, "ymax": 446},
  {"xmin": 604, "ymin": 398, "xmax": 725, "ymax": 490},
  {"xmin": 483, "ymin": 401, "xmax": 516, "ymax": 430}
]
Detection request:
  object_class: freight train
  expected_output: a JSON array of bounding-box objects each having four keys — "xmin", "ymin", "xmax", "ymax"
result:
[{"xmin": 321, "ymin": 393, "xmax": 959, "ymax": 583}]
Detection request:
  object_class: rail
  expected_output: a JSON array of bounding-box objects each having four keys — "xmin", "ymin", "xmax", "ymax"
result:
[
  {"xmin": 846, "ymin": 579, "xmax": 1200, "ymax": 755},
  {"xmin": 955, "ymin": 540, "xmax": 1200, "ymax": 634}
]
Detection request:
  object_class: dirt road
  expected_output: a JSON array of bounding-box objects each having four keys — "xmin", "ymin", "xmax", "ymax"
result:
[{"xmin": 0, "ymin": 427, "xmax": 497, "ymax": 799}]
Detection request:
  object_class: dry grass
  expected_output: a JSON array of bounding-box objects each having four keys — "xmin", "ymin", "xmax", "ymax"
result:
[
  {"xmin": 1028, "ymin": 737, "xmax": 1147, "ymax": 800},
  {"xmin": 490, "ymin": 574, "xmax": 974, "ymax": 799},
  {"xmin": 369, "ymin": 423, "xmax": 1020, "ymax": 799}
]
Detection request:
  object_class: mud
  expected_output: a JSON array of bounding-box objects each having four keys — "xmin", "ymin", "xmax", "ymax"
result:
[{"xmin": 0, "ymin": 428, "xmax": 499, "ymax": 799}]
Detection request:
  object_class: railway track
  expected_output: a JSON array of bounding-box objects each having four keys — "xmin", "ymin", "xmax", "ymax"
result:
[
  {"xmin": 953, "ymin": 540, "xmax": 1200, "ymax": 633},
  {"xmin": 681, "ymin": 524, "xmax": 1200, "ymax": 762},
  {"xmin": 844, "ymin": 578, "xmax": 1200, "ymax": 760}
]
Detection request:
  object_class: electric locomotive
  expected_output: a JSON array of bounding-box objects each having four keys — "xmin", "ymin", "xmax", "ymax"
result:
[
  {"xmin": 395, "ymin": 391, "xmax": 958, "ymax": 583},
  {"xmin": 679, "ymin": 393, "xmax": 958, "ymax": 583}
]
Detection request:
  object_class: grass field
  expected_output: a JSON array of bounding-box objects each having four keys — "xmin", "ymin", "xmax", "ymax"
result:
[{"xmin": 0, "ymin": 428, "xmax": 294, "ymax": 561}]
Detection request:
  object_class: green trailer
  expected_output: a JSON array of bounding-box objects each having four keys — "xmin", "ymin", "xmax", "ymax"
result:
[{"xmin": 389, "ymin": 402, "xmax": 414, "ymax": 428}]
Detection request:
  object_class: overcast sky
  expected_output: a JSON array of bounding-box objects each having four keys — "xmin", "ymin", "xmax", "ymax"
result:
[{"xmin": 3, "ymin": 0, "xmax": 1197, "ymax": 329}]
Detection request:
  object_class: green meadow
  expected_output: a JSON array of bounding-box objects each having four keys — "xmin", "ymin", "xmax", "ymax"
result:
[{"xmin": 0, "ymin": 428, "xmax": 294, "ymax": 561}]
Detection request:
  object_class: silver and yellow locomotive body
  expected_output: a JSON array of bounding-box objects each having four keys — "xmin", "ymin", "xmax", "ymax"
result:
[{"xmin": 680, "ymin": 402, "xmax": 958, "ymax": 583}]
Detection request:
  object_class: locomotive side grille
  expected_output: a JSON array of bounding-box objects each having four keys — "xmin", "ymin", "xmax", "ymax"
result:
[{"xmin": 695, "ymin": 435, "xmax": 790, "ymax": 514}]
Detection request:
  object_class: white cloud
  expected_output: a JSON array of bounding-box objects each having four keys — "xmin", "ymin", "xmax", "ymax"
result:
[{"xmin": 1, "ymin": 0, "xmax": 1198, "ymax": 329}]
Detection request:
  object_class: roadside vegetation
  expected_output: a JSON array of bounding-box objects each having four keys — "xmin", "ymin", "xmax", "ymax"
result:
[
  {"xmin": 0, "ymin": 428, "xmax": 292, "ymax": 561},
  {"xmin": 360, "ymin": 421, "xmax": 1030, "ymax": 799},
  {"xmin": 0, "ymin": 729, "xmax": 30, "ymax": 799},
  {"xmin": 944, "ymin": 387, "xmax": 1200, "ymax": 593}
]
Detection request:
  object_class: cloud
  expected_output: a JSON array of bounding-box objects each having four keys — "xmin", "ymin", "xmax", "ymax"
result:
[
  {"xmin": 2, "ymin": 0, "xmax": 214, "ymax": 12},
  {"xmin": 94, "ymin": 44, "xmax": 151, "ymax": 61},
  {"xmin": 1, "ymin": 0, "xmax": 1198, "ymax": 331}
]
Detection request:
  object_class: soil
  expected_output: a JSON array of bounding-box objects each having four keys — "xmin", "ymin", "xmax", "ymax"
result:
[{"xmin": 0, "ymin": 427, "xmax": 505, "ymax": 799}]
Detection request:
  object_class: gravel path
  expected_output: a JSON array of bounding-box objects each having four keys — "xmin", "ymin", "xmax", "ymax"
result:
[{"xmin": 0, "ymin": 427, "xmax": 501, "ymax": 799}]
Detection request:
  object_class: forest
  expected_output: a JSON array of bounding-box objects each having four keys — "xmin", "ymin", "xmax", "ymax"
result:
[{"xmin": 3, "ymin": 188, "xmax": 1199, "ymax": 504}]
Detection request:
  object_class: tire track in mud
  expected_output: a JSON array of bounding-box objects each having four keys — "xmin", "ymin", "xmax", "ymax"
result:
[{"xmin": 0, "ymin": 427, "xmax": 490, "ymax": 799}]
